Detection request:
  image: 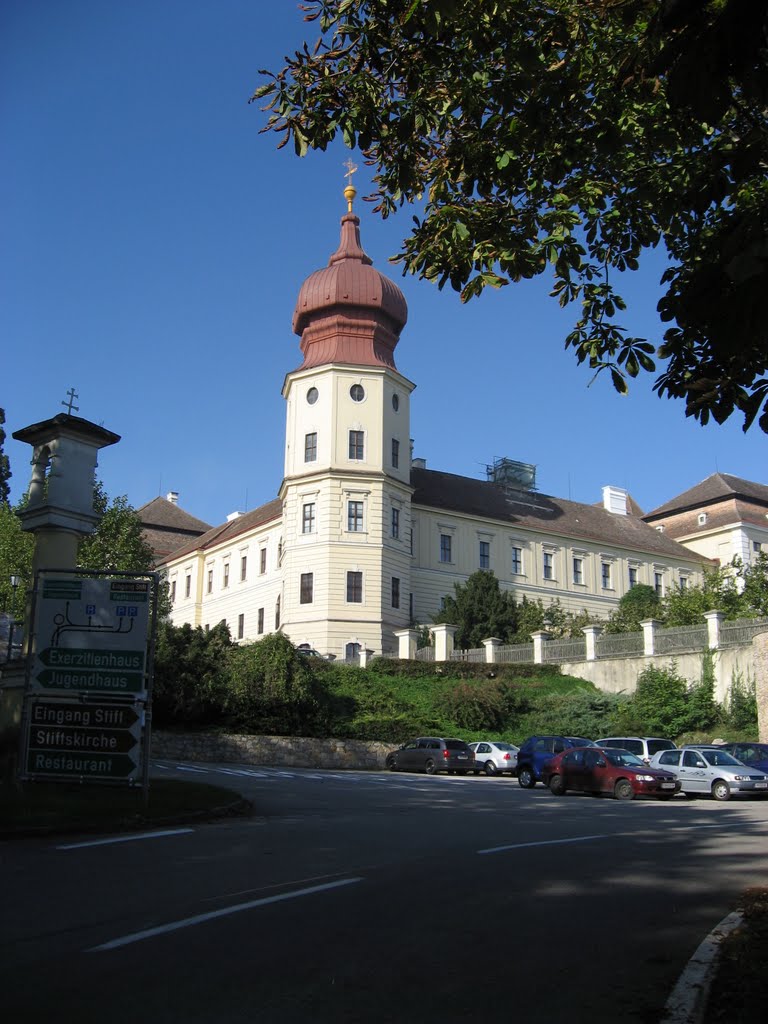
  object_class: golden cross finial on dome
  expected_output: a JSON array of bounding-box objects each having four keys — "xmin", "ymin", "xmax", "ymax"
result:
[{"xmin": 343, "ymin": 158, "xmax": 358, "ymax": 211}]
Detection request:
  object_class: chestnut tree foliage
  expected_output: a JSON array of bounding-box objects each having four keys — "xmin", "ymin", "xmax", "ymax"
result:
[{"xmin": 255, "ymin": 0, "xmax": 768, "ymax": 430}]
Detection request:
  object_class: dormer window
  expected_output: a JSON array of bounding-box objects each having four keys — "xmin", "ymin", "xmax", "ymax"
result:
[{"xmin": 698, "ymin": 513, "xmax": 708, "ymax": 526}]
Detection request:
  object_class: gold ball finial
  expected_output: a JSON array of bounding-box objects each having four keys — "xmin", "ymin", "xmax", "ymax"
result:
[{"xmin": 343, "ymin": 158, "xmax": 358, "ymax": 212}]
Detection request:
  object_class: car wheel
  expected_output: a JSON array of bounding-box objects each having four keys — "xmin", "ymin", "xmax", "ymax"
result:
[
  {"xmin": 712, "ymin": 779, "xmax": 731, "ymax": 802},
  {"xmin": 549, "ymin": 774, "xmax": 566, "ymax": 796},
  {"xmin": 517, "ymin": 767, "xmax": 536, "ymax": 789},
  {"xmin": 484, "ymin": 761, "xmax": 498, "ymax": 777},
  {"xmin": 425, "ymin": 758, "xmax": 437, "ymax": 775},
  {"xmin": 614, "ymin": 779, "xmax": 635, "ymax": 801},
  {"xmin": 385, "ymin": 755, "xmax": 398, "ymax": 772}
]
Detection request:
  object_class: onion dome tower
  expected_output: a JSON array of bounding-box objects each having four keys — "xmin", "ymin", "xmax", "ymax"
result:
[
  {"xmin": 279, "ymin": 177, "xmax": 415, "ymax": 661},
  {"xmin": 291, "ymin": 182, "xmax": 408, "ymax": 370}
]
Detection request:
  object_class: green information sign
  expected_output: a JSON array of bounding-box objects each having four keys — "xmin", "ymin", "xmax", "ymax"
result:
[{"xmin": 26, "ymin": 750, "xmax": 138, "ymax": 779}]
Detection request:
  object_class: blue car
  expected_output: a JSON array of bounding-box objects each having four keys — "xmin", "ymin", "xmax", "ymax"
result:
[
  {"xmin": 516, "ymin": 735, "xmax": 594, "ymax": 788},
  {"xmin": 717, "ymin": 742, "xmax": 768, "ymax": 775}
]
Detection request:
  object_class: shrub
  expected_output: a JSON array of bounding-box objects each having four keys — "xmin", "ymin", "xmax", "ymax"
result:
[
  {"xmin": 614, "ymin": 664, "xmax": 691, "ymax": 737},
  {"xmin": 726, "ymin": 672, "xmax": 758, "ymax": 733}
]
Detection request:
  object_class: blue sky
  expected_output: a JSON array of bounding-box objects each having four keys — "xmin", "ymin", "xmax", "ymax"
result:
[{"xmin": 3, "ymin": 0, "xmax": 765, "ymax": 528}]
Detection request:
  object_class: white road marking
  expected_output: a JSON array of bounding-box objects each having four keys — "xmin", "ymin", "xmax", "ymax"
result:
[
  {"xmin": 58, "ymin": 828, "xmax": 194, "ymax": 850},
  {"xmin": 88, "ymin": 876, "xmax": 364, "ymax": 952},
  {"xmin": 478, "ymin": 834, "xmax": 605, "ymax": 855}
]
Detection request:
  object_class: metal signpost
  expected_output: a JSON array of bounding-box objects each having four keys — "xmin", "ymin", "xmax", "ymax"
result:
[{"xmin": 19, "ymin": 570, "xmax": 158, "ymax": 794}]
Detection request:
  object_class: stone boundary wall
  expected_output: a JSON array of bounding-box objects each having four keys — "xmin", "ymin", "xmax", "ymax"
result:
[
  {"xmin": 754, "ymin": 630, "xmax": 768, "ymax": 743},
  {"xmin": 151, "ymin": 730, "xmax": 393, "ymax": 771},
  {"xmin": 560, "ymin": 646, "xmax": 754, "ymax": 704}
]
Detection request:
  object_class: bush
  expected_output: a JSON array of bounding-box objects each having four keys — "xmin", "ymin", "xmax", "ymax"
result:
[
  {"xmin": 726, "ymin": 672, "xmax": 758, "ymax": 733},
  {"xmin": 152, "ymin": 621, "xmax": 232, "ymax": 727},
  {"xmin": 614, "ymin": 664, "xmax": 691, "ymax": 737}
]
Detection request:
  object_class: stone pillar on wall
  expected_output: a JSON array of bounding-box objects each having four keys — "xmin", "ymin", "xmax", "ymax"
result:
[
  {"xmin": 482, "ymin": 637, "xmax": 503, "ymax": 664},
  {"xmin": 394, "ymin": 628, "xmax": 419, "ymax": 660},
  {"xmin": 704, "ymin": 610, "xmax": 724, "ymax": 649},
  {"xmin": 641, "ymin": 619, "xmax": 661, "ymax": 656},
  {"xmin": 359, "ymin": 648, "xmax": 371, "ymax": 669},
  {"xmin": 753, "ymin": 629, "xmax": 768, "ymax": 744},
  {"xmin": 582, "ymin": 625, "xmax": 603, "ymax": 662},
  {"xmin": 429, "ymin": 623, "xmax": 457, "ymax": 662},
  {"xmin": 531, "ymin": 630, "xmax": 551, "ymax": 665}
]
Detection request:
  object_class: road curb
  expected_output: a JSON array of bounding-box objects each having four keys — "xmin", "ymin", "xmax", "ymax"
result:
[{"xmin": 661, "ymin": 910, "xmax": 744, "ymax": 1024}]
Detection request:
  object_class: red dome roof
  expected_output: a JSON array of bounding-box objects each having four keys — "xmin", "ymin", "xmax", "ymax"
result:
[{"xmin": 292, "ymin": 211, "xmax": 408, "ymax": 370}]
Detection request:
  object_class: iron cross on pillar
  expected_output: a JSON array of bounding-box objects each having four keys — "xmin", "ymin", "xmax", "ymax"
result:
[{"xmin": 62, "ymin": 387, "xmax": 79, "ymax": 415}]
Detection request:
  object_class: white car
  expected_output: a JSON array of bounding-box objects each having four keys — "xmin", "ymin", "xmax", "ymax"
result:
[
  {"xmin": 649, "ymin": 746, "xmax": 768, "ymax": 801},
  {"xmin": 469, "ymin": 741, "xmax": 519, "ymax": 776}
]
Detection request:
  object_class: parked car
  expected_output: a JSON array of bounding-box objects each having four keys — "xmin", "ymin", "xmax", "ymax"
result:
[
  {"xmin": 516, "ymin": 735, "xmax": 594, "ymax": 788},
  {"xmin": 468, "ymin": 741, "xmax": 519, "ymax": 776},
  {"xmin": 385, "ymin": 737, "xmax": 476, "ymax": 775},
  {"xmin": 543, "ymin": 746, "xmax": 680, "ymax": 800},
  {"xmin": 649, "ymin": 746, "xmax": 768, "ymax": 801},
  {"xmin": 595, "ymin": 736, "xmax": 677, "ymax": 764},
  {"xmin": 715, "ymin": 742, "xmax": 768, "ymax": 775}
]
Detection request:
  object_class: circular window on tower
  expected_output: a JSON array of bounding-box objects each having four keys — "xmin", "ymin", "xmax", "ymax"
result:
[
  {"xmin": 307, "ymin": 387, "xmax": 319, "ymax": 405},
  {"xmin": 392, "ymin": 394, "xmax": 400, "ymax": 411},
  {"xmin": 350, "ymin": 384, "xmax": 365, "ymax": 402}
]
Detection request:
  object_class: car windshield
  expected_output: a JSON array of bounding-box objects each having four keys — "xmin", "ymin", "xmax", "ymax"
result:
[
  {"xmin": 702, "ymin": 750, "xmax": 742, "ymax": 767},
  {"xmin": 647, "ymin": 740, "xmax": 676, "ymax": 755},
  {"xmin": 445, "ymin": 740, "xmax": 468, "ymax": 750},
  {"xmin": 605, "ymin": 750, "xmax": 645, "ymax": 767},
  {"xmin": 567, "ymin": 738, "xmax": 594, "ymax": 747}
]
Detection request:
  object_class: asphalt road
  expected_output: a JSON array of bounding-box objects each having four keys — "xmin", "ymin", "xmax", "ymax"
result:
[{"xmin": 2, "ymin": 761, "xmax": 768, "ymax": 1024}]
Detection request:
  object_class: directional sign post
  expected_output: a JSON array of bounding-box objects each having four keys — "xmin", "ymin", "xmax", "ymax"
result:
[
  {"xmin": 30, "ymin": 577, "xmax": 151, "ymax": 699},
  {"xmin": 20, "ymin": 571, "xmax": 157, "ymax": 788},
  {"xmin": 24, "ymin": 698, "xmax": 143, "ymax": 781}
]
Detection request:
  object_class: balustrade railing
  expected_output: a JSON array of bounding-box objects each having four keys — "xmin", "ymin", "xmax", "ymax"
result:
[
  {"xmin": 654, "ymin": 624, "xmax": 708, "ymax": 655},
  {"xmin": 595, "ymin": 632, "xmax": 644, "ymax": 659}
]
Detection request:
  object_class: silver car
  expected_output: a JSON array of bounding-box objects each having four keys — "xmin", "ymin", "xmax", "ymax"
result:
[
  {"xmin": 468, "ymin": 741, "xmax": 519, "ymax": 776},
  {"xmin": 649, "ymin": 746, "xmax": 768, "ymax": 801}
]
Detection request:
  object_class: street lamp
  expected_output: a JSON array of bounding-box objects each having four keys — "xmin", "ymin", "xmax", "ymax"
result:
[{"xmin": 6, "ymin": 574, "xmax": 19, "ymax": 662}]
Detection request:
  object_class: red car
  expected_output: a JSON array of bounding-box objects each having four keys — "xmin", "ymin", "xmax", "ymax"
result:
[{"xmin": 542, "ymin": 746, "xmax": 680, "ymax": 800}]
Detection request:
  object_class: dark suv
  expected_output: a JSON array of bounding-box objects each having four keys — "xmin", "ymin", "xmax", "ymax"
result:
[
  {"xmin": 516, "ymin": 735, "xmax": 594, "ymax": 788},
  {"xmin": 385, "ymin": 737, "xmax": 476, "ymax": 775}
]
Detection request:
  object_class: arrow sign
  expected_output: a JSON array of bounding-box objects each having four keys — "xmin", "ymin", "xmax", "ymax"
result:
[
  {"xmin": 27, "ymin": 725, "xmax": 139, "ymax": 755},
  {"xmin": 26, "ymin": 750, "xmax": 139, "ymax": 779},
  {"xmin": 37, "ymin": 648, "xmax": 145, "ymax": 671},
  {"xmin": 34, "ymin": 668, "xmax": 145, "ymax": 694},
  {"xmin": 29, "ymin": 700, "xmax": 141, "ymax": 731}
]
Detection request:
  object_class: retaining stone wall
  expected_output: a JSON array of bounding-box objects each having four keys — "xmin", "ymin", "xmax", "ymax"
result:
[
  {"xmin": 151, "ymin": 730, "xmax": 393, "ymax": 771},
  {"xmin": 754, "ymin": 630, "xmax": 768, "ymax": 743}
]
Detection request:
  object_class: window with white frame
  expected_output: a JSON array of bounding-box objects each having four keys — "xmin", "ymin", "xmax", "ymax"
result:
[
  {"xmin": 479, "ymin": 540, "xmax": 490, "ymax": 569},
  {"xmin": 302, "ymin": 502, "xmax": 316, "ymax": 534},
  {"xmin": 304, "ymin": 432, "xmax": 317, "ymax": 462},
  {"xmin": 275, "ymin": 596, "xmax": 281, "ymax": 629},
  {"xmin": 391, "ymin": 576, "xmax": 400, "ymax": 608},
  {"xmin": 347, "ymin": 571, "xmax": 363, "ymax": 603},
  {"xmin": 237, "ymin": 613, "xmax": 244, "ymax": 640},
  {"xmin": 391, "ymin": 438, "xmax": 399, "ymax": 468},
  {"xmin": 223, "ymin": 563, "xmax": 230, "ymax": 589},
  {"xmin": 628, "ymin": 565, "xmax": 638, "ymax": 588},
  {"xmin": 698, "ymin": 513, "xmax": 708, "ymax": 526},
  {"xmin": 679, "ymin": 575, "xmax": 688, "ymax": 590},
  {"xmin": 347, "ymin": 500, "xmax": 364, "ymax": 532},
  {"xmin": 240, "ymin": 555, "xmax": 247, "ymax": 582},
  {"xmin": 654, "ymin": 570, "xmax": 664, "ymax": 596},
  {"xmin": 543, "ymin": 551, "xmax": 554, "ymax": 580},
  {"xmin": 601, "ymin": 561, "xmax": 612, "ymax": 589},
  {"xmin": 572, "ymin": 556, "xmax": 583, "ymax": 585},
  {"xmin": 391, "ymin": 506, "xmax": 400, "ymax": 539},
  {"xmin": 260, "ymin": 548, "xmax": 267, "ymax": 574},
  {"xmin": 185, "ymin": 574, "xmax": 191, "ymax": 599},
  {"xmin": 170, "ymin": 580, "xmax": 176, "ymax": 603},
  {"xmin": 440, "ymin": 533, "xmax": 452, "ymax": 563},
  {"xmin": 511, "ymin": 546, "xmax": 523, "ymax": 575},
  {"xmin": 300, "ymin": 572, "xmax": 313, "ymax": 604},
  {"xmin": 349, "ymin": 430, "xmax": 364, "ymax": 460},
  {"xmin": 257, "ymin": 607, "xmax": 264, "ymax": 634},
  {"xmin": 207, "ymin": 568, "xmax": 213, "ymax": 595}
]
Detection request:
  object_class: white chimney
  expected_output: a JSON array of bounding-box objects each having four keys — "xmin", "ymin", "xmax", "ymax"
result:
[
  {"xmin": 412, "ymin": 457, "xmax": 427, "ymax": 469},
  {"xmin": 166, "ymin": 491, "xmax": 179, "ymax": 504},
  {"xmin": 602, "ymin": 485, "xmax": 628, "ymax": 515},
  {"xmin": 226, "ymin": 511, "xmax": 244, "ymax": 522}
]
